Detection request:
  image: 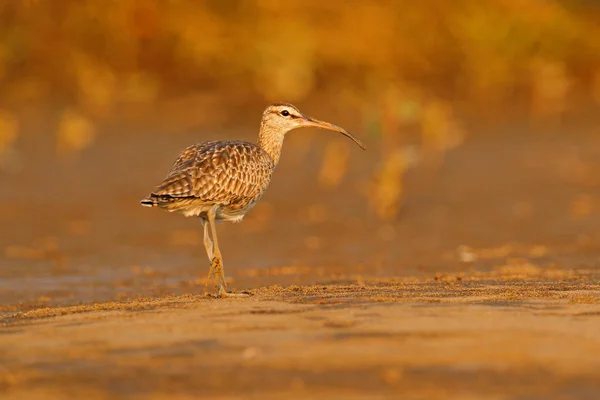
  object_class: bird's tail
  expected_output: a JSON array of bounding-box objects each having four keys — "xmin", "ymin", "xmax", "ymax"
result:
[
  {"xmin": 140, "ymin": 195, "xmax": 159, "ymax": 207},
  {"xmin": 140, "ymin": 194, "xmax": 182, "ymax": 209}
]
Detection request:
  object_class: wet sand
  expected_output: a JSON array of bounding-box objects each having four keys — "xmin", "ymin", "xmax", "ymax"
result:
[
  {"xmin": 2, "ymin": 274, "xmax": 600, "ymax": 399},
  {"xmin": 3, "ymin": 126, "xmax": 600, "ymax": 398}
]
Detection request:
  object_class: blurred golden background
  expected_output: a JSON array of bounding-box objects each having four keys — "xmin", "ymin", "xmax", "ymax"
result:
[
  {"xmin": 2, "ymin": 0, "xmax": 600, "ymax": 220},
  {"xmin": 3, "ymin": 0, "xmax": 600, "ymax": 307},
  {"xmin": 4, "ymin": 3, "xmax": 600, "ymax": 397}
]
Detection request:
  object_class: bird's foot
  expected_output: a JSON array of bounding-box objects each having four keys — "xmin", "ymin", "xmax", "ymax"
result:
[
  {"xmin": 206, "ymin": 256, "xmax": 251, "ymax": 298},
  {"xmin": 208, "ymin": 289, "xmax": 252, "ymax": 299},
  {"xmin": 222, "ymin": 291, "xmax": 252, "ymax": 298},
  {"xmin": 209, "ymin": 256, "xmax": 227, "ymax": 296}
]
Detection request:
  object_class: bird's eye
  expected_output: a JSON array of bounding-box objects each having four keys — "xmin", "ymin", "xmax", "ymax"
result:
[{"xmin": 280, "ymin": 110, "xmax": 290, "ymax": 117}]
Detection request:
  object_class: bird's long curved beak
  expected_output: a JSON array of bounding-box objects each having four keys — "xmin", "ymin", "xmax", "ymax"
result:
[{"xmin": 302, "ymin": 115, "xmax": 367, "ymax": 150}]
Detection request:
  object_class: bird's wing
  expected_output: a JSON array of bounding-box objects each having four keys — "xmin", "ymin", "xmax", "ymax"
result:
[
  {"xmin": 151, "ymin": 141, "xmax": 273, "ymax": 206},
  {"xmin": 166, "ymin": 142, "xmax": 213, "ymax": 174}
]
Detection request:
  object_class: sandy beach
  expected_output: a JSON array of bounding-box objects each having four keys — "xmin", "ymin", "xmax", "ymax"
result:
[{"xmin": 2, "ymin": 273, "xmax": 600, "ymax": 399}]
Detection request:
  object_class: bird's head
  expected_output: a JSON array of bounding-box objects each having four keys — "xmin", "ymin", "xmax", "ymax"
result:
[{"xmin": 260, "ymin": 103, "xmax": 366, "ymax": 150}]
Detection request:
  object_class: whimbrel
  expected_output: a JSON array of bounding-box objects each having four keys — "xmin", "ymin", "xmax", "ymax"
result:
[{"xmin": 141, "ymin": 103, "xmax": 366, "ymax": 297}]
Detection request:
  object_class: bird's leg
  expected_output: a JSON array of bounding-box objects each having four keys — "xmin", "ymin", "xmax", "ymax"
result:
[
  {"xmin": 201, "ymin": 218, "xmax": 216, "ymax": 279},
  {"xmin": 206, "ymin": 206, "xmax": 250, "ymax": 298},
  {"xmin": 207, "ymin": 206, "xmax": 227, "ymax": 297}
]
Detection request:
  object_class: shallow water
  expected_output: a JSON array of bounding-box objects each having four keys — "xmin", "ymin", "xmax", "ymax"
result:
[{"xmin": 3, "ymin": 126, "xmax": 600, "ymax": 310}]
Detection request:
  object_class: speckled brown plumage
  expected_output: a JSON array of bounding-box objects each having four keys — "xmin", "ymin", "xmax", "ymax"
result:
[
  {"xmin": 140, "ymin": 102, "xmax": 365, "ymax": 298},
  {"xmin": 141, "ymin": 140, "xmax": 274, "ymax": 222}
]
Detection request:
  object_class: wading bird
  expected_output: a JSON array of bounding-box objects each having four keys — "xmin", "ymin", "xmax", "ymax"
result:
[{"xmin": 141, "ymin": 103, "xmax": 366, "ymax": 297}]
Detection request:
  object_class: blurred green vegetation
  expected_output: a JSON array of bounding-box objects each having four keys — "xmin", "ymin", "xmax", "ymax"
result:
[{"xmin": 1, "ymin": 0, "xmax": 600, "ymax": 219}]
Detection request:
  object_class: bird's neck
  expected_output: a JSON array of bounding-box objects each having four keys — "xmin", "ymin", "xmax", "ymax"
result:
[{"xmin": 257, "ymin": 124, "xmax": 285, "ymax": 166}]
